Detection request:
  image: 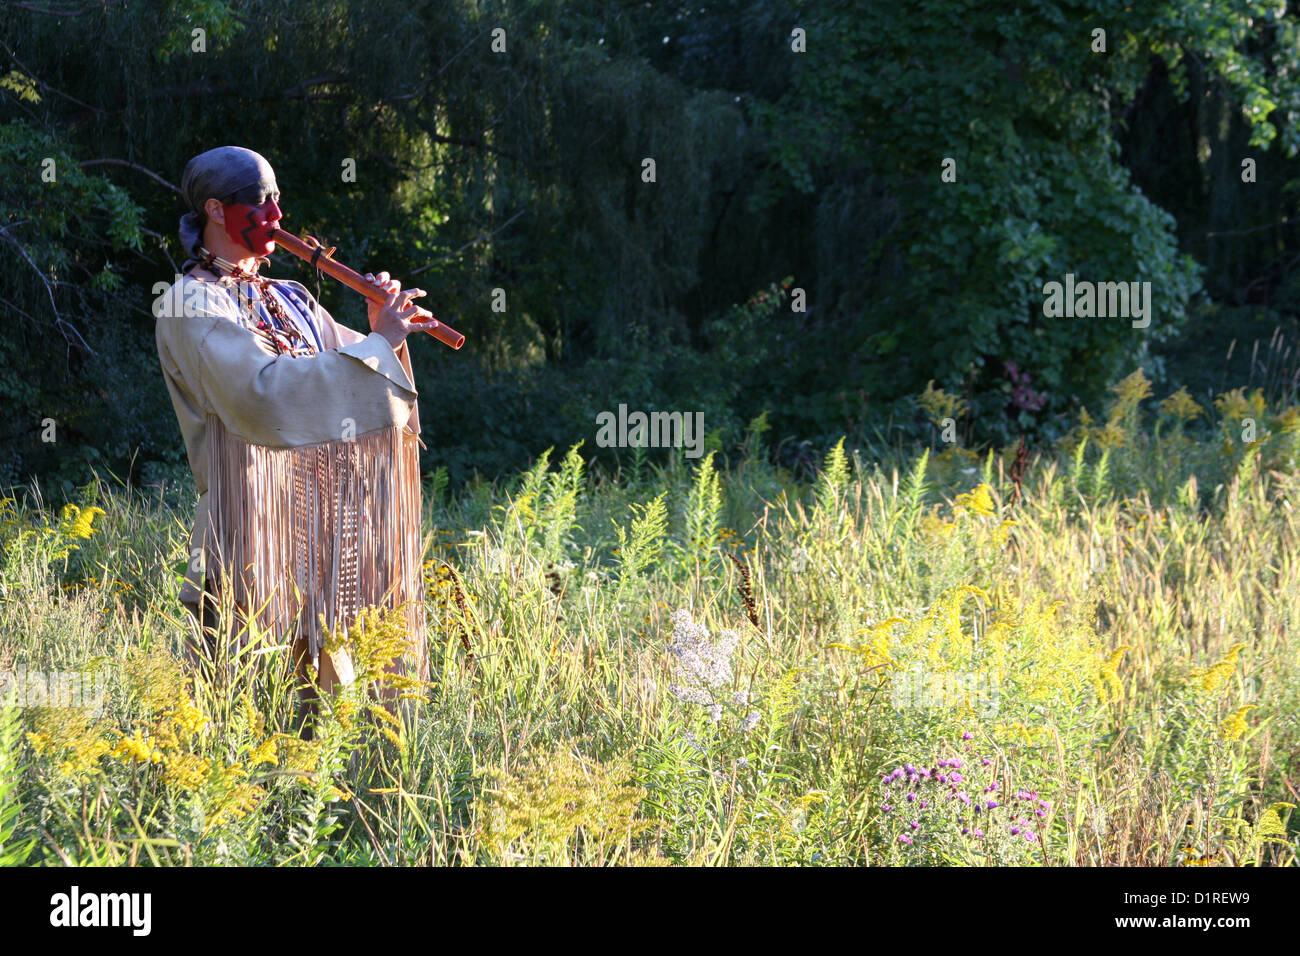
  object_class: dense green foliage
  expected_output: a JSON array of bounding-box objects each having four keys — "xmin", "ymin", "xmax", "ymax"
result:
[{"xmin": 4, "ymin": 1, "xmax": 1300, "ymax": 490}]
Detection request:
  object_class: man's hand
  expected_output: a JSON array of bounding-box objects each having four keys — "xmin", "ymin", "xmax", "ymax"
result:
[{"xmin": 363, "ymin": 271, "xmax": 433, "ymax": 350}]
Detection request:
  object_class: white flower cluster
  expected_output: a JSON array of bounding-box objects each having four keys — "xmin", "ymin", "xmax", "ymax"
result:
[{"xmin": 665, "ymin": 609, "xmax": 762, "ymax": 733}]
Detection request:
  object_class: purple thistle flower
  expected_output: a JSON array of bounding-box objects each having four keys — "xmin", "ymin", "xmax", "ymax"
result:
[
  {"xmin": 1025, "ymin": 831, "xmax": 1038, "ymax": 842},
  {"xmin": 1010, "ymin": 826, "xmax": 1021, "ymax": 835},
  {"xmin": 961, "ymin": 731, "xmax": 973, "ymax": 740},
  {"xmin": 981, "ymin": 758, "xmax": 992, "ymax": 766},
  {"xmin": 987, "ymin": 800, "xmax": 998, "ymax": 810},
  {"xmin": 906, "ymin": 792, "xmax": 916, "ymax": 802},
  {"xmin": 950, "ymin": 772, "xmax": 963, "ymax": 783},
  {"xmin": 898, "ymin": 834, "xmax": 912, "ymax": 845},
  {"xmin": 910, "ymin": 821, "xmax": 921, "ymax": 830},
  {"xmin": 974, "ymin": 829, "xmax": 984, "ymax": 839}
]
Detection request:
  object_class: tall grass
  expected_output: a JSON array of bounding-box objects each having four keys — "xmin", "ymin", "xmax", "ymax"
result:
[{"xmin": 0, "ymin": 368, "xmax": 1297, "ymax": 866}]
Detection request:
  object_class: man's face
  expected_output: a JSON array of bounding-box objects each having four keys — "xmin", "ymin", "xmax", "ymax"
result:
[{"xmin": 221, "ymin": 186, "xmax": 282, "ymax": 256}]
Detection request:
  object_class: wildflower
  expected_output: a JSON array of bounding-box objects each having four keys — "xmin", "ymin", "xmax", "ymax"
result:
[
  {"xmin": 112, "ymin": 728, "xmax": 163, "ymax": 765},
  {"xmin": 1160, "ymin": 386, "xmax": 1203, "ymax": 422},
  {"xmin": 665, "ymin": 609, "xmax": 740, "ymax": 711},
  {"xmin": 1096, "ymin": 645, "xmax": 1130, "ymax": 702},
  {"xmin": 950, "ymin": 772, "xmax": 963, "ymax": 783},
  {"xmin": 1189, "ymin": 643, "xmax": 1248, "ymax": 695},
  {"xmin": 954, "ymin": 483, "xmax": 996, "ymax": 517},
  {"xmin": 741, "ymin": 711, "xmax": 761, "ymax": 732},
  {"xmin": 987, "ymin": 800, "xmax": 998, "ymax": 810},
  {"xmin": 1220, "ymin": 704, "xmax": 1256, "ymax": 741},
  {"xmin": 248, "ymin": 736, "xmax": 279, "ymax": 767},
  {"xmin": 961, "ymin": 731, "xmax": 973, "ymax": 740},
  {"xmin": 898, "ymin": 835, "xmax": 912, "ymax": 845}
]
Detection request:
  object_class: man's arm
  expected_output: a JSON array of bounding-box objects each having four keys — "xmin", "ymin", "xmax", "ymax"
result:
[
  {"xmin": 157, "ymin": 278, "xmax": 417, "ymax": 448},
  {"xmin": 280, "ymin": 279, "xmax": 421, "ymax": 436}
]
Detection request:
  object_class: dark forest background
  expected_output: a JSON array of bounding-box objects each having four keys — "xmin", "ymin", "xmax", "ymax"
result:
[{"xmin": 4, "ymin": 0, "xmax": 1300, "ymax": 493}]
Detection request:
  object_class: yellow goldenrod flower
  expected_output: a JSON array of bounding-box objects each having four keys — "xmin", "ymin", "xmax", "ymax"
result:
[
  {"xmin": 1159, "ymin": 386, "xmax": 1203, "ymax": 422},
  {"xmin": 1189, "ymin": 643, "xmax": 1248, "ymax": 695},
  {"xmin": 162, "ymin": 752, "xmax": 211, "ymax": 790},
  {"xmin": 113, "ymin": 728, "xmax": 164, "ymax": 764},
  {"xmin": 954, "ymin": 483, "xmax": 995, "ymax": 517},
  {"xmin": 247, "ymin": 736, "xmax": 279, "ymax": 767},
  {"xmin": 1220, "ymin": 704, "xmax": 1256, "ymax": 741},
  {"xmin": 1096, "ymin": 645, "xmax": 1131, "ymax": 703}
]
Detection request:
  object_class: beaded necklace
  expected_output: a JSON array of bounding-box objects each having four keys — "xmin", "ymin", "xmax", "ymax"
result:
[{"xmin": 192, "ymin": 246, "xmax": 317, "ymax": 357}]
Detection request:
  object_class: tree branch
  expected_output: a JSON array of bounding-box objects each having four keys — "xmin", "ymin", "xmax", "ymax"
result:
[{"xmin": 78, "ymin": 158, "xmax": 183, "ymax": 196}]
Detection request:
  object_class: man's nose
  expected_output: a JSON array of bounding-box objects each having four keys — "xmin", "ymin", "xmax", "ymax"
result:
[{"xmin": 263, "ymin": 198, "xmax": 282, "ymax": 222}]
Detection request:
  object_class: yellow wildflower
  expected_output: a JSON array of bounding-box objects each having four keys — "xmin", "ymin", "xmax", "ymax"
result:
[
  {"xmin": 57, "ymin": 503, "xmax": 106, "ymax": 541},
  {"xmin": 247, "ymin": 736, "xmax": 279, "ymax": 767},
  {"xmin": 162, "ymin": 752, "xmax": 211, "ymax": 790},
  {"xmin": 113, "ymin": 728, "xmax": 164, "ymax": 764},
  {"xmin": 992, "ymin": 518, "xmax": 1017, "ymax": 546},
  {"xmin": 1096, "ymin": 645, "xmax": 1131, "ymax": 703},
  {"xmin": 954, "ymin": 483, "xmax": 996, "ymax": 517},
  {"xmin": 1220, "ymin": 704, "xmax": 1256, "ymax": 741},
  {"xmin": 1189, "ymin": 643, "xmax": 1248, "ymax": 695},
  {"xmin": 918, "ymin": 380, "xmax": 969, "ymax": 428},
  {"xmin": 1160, "ymin": 386, "xmax": 1204, "ymax": 422}
]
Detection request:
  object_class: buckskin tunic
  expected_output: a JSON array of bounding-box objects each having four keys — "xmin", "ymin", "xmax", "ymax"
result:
[{"xmin": 154, "ymin": 269, "xmax": 427, "ymax": 685}]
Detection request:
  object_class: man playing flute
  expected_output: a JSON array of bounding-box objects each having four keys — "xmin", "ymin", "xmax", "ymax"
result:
[{"xmin": 155, "ymin": 145, "xmax": 434, "ymax": 733}]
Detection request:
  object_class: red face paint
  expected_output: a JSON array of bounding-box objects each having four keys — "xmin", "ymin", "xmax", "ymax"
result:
[{"xmin": 222, "ymin": 197, "xmax": 282, "ymax": 256}]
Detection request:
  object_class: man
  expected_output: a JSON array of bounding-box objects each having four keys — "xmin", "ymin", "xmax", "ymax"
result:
[{"xmin": 155, "ymin": 146, "xmax": 434, "ymax": 728}]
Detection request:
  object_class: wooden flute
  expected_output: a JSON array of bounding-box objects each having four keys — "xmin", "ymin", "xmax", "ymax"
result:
[{"xmin": 268, "ymin": 227, "xmax": 465, "ymax": 351}]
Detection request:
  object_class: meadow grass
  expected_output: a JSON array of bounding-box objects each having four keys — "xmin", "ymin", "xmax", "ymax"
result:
[{"xmin": 1, "ymin": 368, "xmax": 1298, "ymax": 866}]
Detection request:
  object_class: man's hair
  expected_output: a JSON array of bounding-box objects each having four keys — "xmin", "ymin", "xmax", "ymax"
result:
[{"xmin": 178, "ymin": 146, "xmax": 279, "ymax": 269}]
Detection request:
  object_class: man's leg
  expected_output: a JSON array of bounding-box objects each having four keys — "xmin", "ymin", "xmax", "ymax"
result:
[{"xmin": 182, "ymin": 568, "xmax": 222, "ymax": 669}]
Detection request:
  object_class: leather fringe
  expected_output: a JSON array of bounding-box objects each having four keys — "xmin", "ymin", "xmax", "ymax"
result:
[{"xmin": 203, "ymin": 414, "xmax": 427, "ymax": 679}]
